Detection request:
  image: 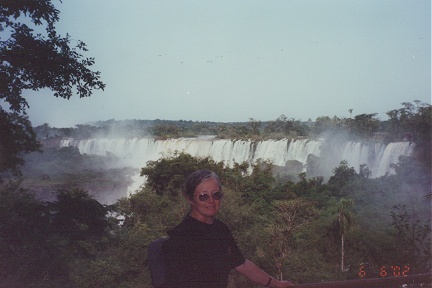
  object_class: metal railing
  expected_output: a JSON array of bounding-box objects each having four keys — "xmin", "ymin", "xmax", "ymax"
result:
[{"xmin": 293, "ymin": 273, "xmax": 431, "ymax": 288}]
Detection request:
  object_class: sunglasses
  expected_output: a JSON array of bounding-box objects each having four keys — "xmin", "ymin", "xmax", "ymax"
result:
[{"xmin": 194, "ymin": 191, "xmax": 223, "ymax": 202}]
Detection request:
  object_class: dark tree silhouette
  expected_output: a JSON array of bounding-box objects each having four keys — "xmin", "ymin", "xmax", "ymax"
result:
[{"xmin": 0, "ymin": 0, "xmax": 105, "ymax": 175}]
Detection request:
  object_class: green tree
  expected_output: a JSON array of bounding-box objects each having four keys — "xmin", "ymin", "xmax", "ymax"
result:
[
  {"xmin": 241, "ymin": 161, "xmax": 275, "ymax": 202},
  {"xmin": 385, "ymin": 101, "xmax": 431, "ymax": 139},
  {"xmin": 0, "ymin": 0, "xmax": 105, "ymax": 174},
  {"xmin": 248, "ymin": 118, "xmax": 261, "ymax": 135},
  {"xmin": 388, "ymin": 101, "xmax": 432, "ymax": 172},
  {"xmin": 70, "ymin": 222, "xmax": 154, "ymax": 288},
  {"xmin": 263, "ymin": 114, "xmax": 294, "ymax": 136},
  {"xmin": 140, "ymin": 152, "xmax": 224, "ymax": 195},
  {"xmin": 328, "ymin": 161, "xmax": 358, "ymax": 196},
  {"xmin": 0, "ymin": 110, "xmax": 41, "ymax": 176},
  {"xmin": 48, "ymin": 189, "xmax": 111, "ymax": 242},
  {"xmin": 0, "ymin": 184, "xmax": 112, "ymax": 287},
  {"xmin": 268, "ymin": 199, "xmax": 319, "ymax": 280},
  {"xmin": 150, "ymin": 123, "xmax": 182, "ymax": 138},
  {"xmin": 390, "ymin": 204, "xmax": 431, "ymax": 273},
  {"xmin": 331, "ymin": 199, "xmax": 356, "ymax": 272},
  {"xmin": 0, "ymin": 182, "xmax": 48, "ymax": 283},
  {"xmin": 350, "ymin": 113, "xmax": 379, "ymax": 138}
]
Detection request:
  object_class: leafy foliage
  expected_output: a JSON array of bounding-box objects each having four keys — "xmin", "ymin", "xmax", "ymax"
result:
[
  {"xmin": 0, "ymin": 183, "xmax": 112, "ymax": 287},
  {"xmin": 49, "ymin": 189, "xmax": 111, "ymax": 240},
  {"xmin": 1, "ymin": 150, "xmax": 431, "ymax": 287},
  {"xmin": 0, "ymin": 110, "xmax": 41, "ymax": 176},
  {"xmin": 268, "ymin": 199, "xmax": 319, "ymax": 280},
  {"xmin": 0, "ymin": 0, "xmax": 105, "ymax": 175},
  {"xmin": 330, "ymin": 199, "xmax": 356, "ymax": 272},
  {"xmin": 0, "ymin": 0, "xmax": 105, "ymax": 112},
  {"xmin": 140, "ymin": 151, "xmax": 224, "ymax": 195},
  {"xmin": 390, "ymin": 204, "xmax": 431, "ymax": 273}
]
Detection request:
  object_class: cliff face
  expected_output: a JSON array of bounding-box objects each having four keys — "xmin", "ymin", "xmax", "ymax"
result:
[
  {"xmin": 20, "ymin": 177, "xmax": 131, "ymax": 204},
  {"xmin": 19, "ymin": 145, "xmax": 137, "ymax": 204},
  {"xmin": 38, "ymin": 137, "xmax": 63, "ymax": 148}
]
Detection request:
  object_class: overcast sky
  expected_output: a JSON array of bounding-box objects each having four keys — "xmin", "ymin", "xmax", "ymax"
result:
[{"xmin": 24, "ymin": 0, "xmax": 430, "ymax": 128}]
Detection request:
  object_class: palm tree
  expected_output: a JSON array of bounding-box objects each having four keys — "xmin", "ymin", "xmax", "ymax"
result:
[{"xmin": 332, "ymin": 199, "xmax": 356, "ymax": 272}]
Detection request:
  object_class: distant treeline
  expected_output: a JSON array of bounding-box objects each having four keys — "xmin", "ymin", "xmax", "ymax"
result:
[{"xmin": 35, "ymin": 101, "xmax": 430, "ymax": 144}]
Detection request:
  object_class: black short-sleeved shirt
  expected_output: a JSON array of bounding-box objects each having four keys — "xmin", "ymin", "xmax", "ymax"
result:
[{"xmin": 162, "ymin": 216, "xmax": 245, "ymax": 288}]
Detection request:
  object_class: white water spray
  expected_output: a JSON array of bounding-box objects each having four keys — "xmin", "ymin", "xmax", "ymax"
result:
[{"xmin": 60, "ymin": 138, "xmax": 413, "ymax": 195}]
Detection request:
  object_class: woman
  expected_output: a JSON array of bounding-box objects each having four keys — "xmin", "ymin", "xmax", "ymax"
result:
[{"xmin": 162, "ymin": 169, "xmax": 294, "ymax": 288}]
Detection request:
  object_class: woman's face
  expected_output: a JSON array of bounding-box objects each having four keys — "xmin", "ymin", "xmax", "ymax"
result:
[{"xmin": 188, "ymin": 177, "xmax": 222, "ymax": 224}]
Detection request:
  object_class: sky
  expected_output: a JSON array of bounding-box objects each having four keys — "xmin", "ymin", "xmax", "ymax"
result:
[{"xmin": 23, "ymin": 0, "xmax": 431, "ymax": 128}]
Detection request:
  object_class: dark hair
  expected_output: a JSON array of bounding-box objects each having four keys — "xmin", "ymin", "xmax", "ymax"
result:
[{"xmin": 183, "ymin": 169, "xmax": 221, "ymax": 199}]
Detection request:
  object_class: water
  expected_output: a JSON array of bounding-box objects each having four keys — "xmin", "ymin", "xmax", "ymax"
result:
[{"xmin": 60, "ymin": 138, "xmax": 414, "ymax": 194}]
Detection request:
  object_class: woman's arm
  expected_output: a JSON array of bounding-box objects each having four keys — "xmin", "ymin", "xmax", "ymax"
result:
[{"xmin": 235, "ymin": 259, "xmax": 294, "ymax": 288}]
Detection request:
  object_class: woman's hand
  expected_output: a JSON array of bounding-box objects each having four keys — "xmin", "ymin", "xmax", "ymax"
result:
[{"xmin": 235, "ymin": 260, "xmax": 295, "ymax": 287}]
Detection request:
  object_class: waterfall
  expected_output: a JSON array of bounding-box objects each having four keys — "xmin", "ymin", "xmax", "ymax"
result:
[
  {"xmin": 60, "ymin": 138, "xmax": 325, "ymax": 169},
  {"xmin": 375, "ymin": 142, "xmax": 414, "ymax": 176},
  {"xmin": 60, "ymin": 138, "xmax": 414, "ymax": 193}
]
